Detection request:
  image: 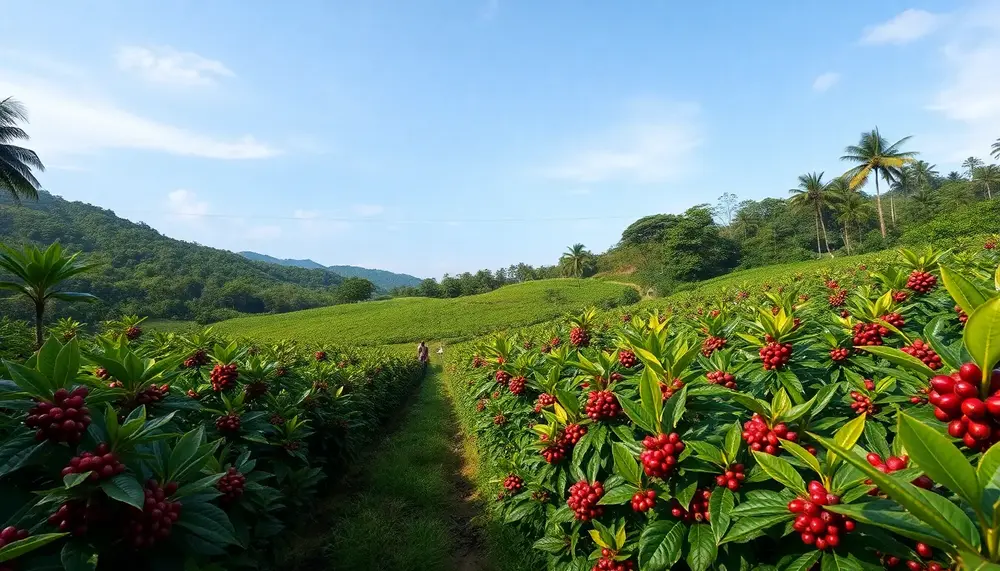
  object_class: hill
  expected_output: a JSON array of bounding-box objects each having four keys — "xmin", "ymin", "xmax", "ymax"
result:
[
  {"xmin": 239, "ymin": 250, "xmax": 422, "ymax": 290},
  {"xmin": 0, "ymin": 191, "xmax": 348, "ymax": 324},
  {"xmin": 213, "ymin": 278, "xmax": 637, "ymax": 346}
]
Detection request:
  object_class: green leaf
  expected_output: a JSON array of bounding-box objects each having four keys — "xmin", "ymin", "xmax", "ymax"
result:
[
  {"xmin": 176, "ymin": 501, "xmax": 240, "ymax": 546},
  {"xmin": 0, "ymin": 533, "xmax": 68, "ymax": 563},
  {"xmin": 639, "ymin": 368, "xmax": 664, "ymax": 432},
  {"xmin": 612, "ymin": 442, "xmax": 642, "ymax": 486},
  {"xmin": 731, "ymin": 491, "xmax": 793, "ymax": 516},
  {"xmin": 825, "ymin": 502, "xmax": 950, "ymax": 550},
  {"xmin": 0, "ymin": 441, "xmax": 46, "ymax": 479},
  {"xmin": 820, "ymin": 552, "xmax": 864, "ymax": 571},
  {"xmin": 709, "ymin": 487, "xmax": 734, "ymax": 544},
  {"xmin": 599, "ymin": 483, "xmax": 640, "ymax": 506},
  {"xmin": 752, "ymin": 451, "xmax": 806, "ymax": 494},
  {"xmin": 723, "ymin": 423, "xmax": 742, "ymax": 463},
  {"xmin": 721, "ymin": 514, "xmax": 794, "ymax": 544},
  {"xmin": 730, "ymin": 393, "xmax": 770, "ymax": 417},
  {"xmin": 618, "ymin": 394, "xmax": 655, "ymax": 434},
  {"xmin": 829, "ymin": 414, "xmax": 866, "ymax": 473},
  {"xmin": 687, "ymin": 441, "xmax": 725, "ymax": 466},
  {"xmin": 959, "ymin": 549, "xmax": 1000, "ymax": 571},
  {"xmin": 855, "ymin": 346, "xmax": 935, "ymax": 378},
  {"xmin": 63, "ymin": 472, "xmax": 92, "ymax": 489},
  {"xmin": 3, "ymin": 362, "xmax": 52, "ymax": 396},
  {"xmin": 771, "ymin": 389, "xmax": 792, "ymax": 421},
  {"xmin": 686, "ymin": 524, "xmax": 717, "ymax": 571},
  {"xmin": 780, "ymin": 439, "xmax": 822, "ymax": 478},
  {"xmin": 100, "ymin": 474, "xmax": 145, "ymax": 509},
  {"xmin": 61, "ymin": 542, "xmax": 98, "ymax": 571},
  {"xmin": 662, "ymin": 385, "xmax": 687, "ymax": 430},
  {"xmin": 783, "ymin": 551, "xmax": 822, "ymax": 571},
  {"xmin": 533, "ymin": 536, "xmax": 568, "ymax": 554},
  {"xmin": 965, "ymin": 297, "xmax": 1000, "ymax": 381},
  {"xmin": 941, "ymin": 265, "xmax": 990, "ymax": 317},
  {"xmin": 897, "ymin": 412, "xmax": 981, "ymax": 510},
  {"xmin": 639, "ymin": 520, "xmax": 686, "ymax": 571},
  {"xmin": 52, "ymin": 338, "xmax": 80, "ymax": 389},
  {"xmin": 556, "ymin": 389, "xmax": 581, "ymax": 417},
  {"xmin": 168, "ymin": 426, "xmax": 205, "ymax": 478},
  {"xmin": 36, "ymin": 336, "xmax": 61, "ymax": 380}
]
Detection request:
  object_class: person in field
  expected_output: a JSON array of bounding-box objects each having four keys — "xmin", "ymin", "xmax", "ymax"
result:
[{"xmin": 417, "ymin": 341, "xmax": 429, "ymax": 365}]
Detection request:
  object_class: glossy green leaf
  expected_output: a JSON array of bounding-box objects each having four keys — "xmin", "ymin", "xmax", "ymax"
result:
[
  {"xmin": 176, "ymin": 501, "xmax": 240, "ymax": 546},
  {"xmin": 0, "ymin": 533, "xmax": 68, "ymax": 563},
  {"xmin": 723, "ymin": 423, "xmax": 742, "ymax": 463},
  {"xmin": 783, "ymin": 551, "xmax": 822, "ymax": 571},
  {"xmin": 828, "ymin": 414, "xmax": 866, "ymax": 472},
  {"xmin": 941, "ymin": 265, "xmax": 991, "ymax": 317},
  {"xmin": 855, "ymin": 346, "xmax": 935, "ymax": 378},
  {"xmin": 612, "ymin": 442, "xmax": 642, "ymax": 486},
  {"xmin": 101, "ymin": 474, "xmax": 145, "ymax": 509},
  {"xmin": 965, "ymin": 297, "xmax": 1000, "ymax": 382},
  {"xmin": 752, "ymin": 451, "xmax": 806, "ymax": 494},
  {"xmin": 898, "ymin": 413, "xmax": 980, "ymax": 509},
  {"xmin": 721, "ymin": 513, "xmax": 794, "ymax": 544},
  {"xmin": 780, "ymin": 439, "xmax": 822, "ymax": 478},
  {"xmin": 686, "ymin": 524, "xmax": 717, "ymax": 571},
  {"xmin": 61, "ymin": 542, "xmax": 97, "ymax": 571},
  {"xmin": 825, "ymin": 502, "xmax": 950, "ymax": 550},
  {"xmin": 599, "ymin": 483, "xmax": 640, "ymax": 505},
  {"xmin": 639, "ymin": 520, "xmax": 686, "ymax": 571},
  {"xmin": 709, "ymin": 487, "xmax": 734, "ymax": 544}
]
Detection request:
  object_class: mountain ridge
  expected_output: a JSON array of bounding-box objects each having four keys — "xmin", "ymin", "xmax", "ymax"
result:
[{"xmin": 238, "ymin": 251, "xmax": 422, "ymax": 290}]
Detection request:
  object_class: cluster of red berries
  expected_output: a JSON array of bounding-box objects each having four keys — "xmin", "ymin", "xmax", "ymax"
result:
[
  {"xmin": 508, "ymin": 376, "xmax": 526, "ymax": 395},
  {"xmin": 910, "ymin": 387, "xmax": 930, "ymax": 405},
  {"xmin": 865, "ymin": 453, "xmax": 933, "ymax": 493},
  {"xmin": 95, "ymin": 367, "xmax": 110, "ymax": 380},
  {"xmin": 472, "ymin": 356, "xmax": 484, "ymax": 368},
  {"xmin": 929, "ymin": 364, "xmax": 1000, "ymax": 449},
  {"xmin": 495, "ymin": 370, "xmax": 511, "ymax": 386},
  {"xmin": 828, "ymin": 289, "xmax": 847, "ymax": 307},
  {"xmin": 706, "ymin": 370, "xmax": 736, "ymax": 390},
  {"xmin": 701, "ymin": 336, "xmax": 727, "ymax": 357},
  {"xmin": 122, "ymin": 481, "xmax": 181, "ymax": 549},
  {"xmin": 630, "ymin": 489, "xmax": 656, "ymax": 512},
  {"xmin": 503, "ymin": 474, "xmax": 523, "ymax": 492},
  {"xmin": 736, "ymin": 291, "xmax": 749, "ymax": 300},
  {"xmin": 217, "ymin": 467, "xmax": 247, "ymax": 504},
  {"xmin": 493, "ymin": 414, "xmax": 507, "ymax": 426},
  {"xmin": 892, "ymin": 290, "xmax": 910, "ymax": 303},
  {"xmin": 25, "ymin": 387, "xmax": 91, "ymax": 444},
  {"xmin": 586, "ymin": 390, "xmax": 622, "ymax": 421},
  {"xmin": 540, "ymin": 424, "xmax": 587, "ymax": 463},
  {"xmin": 0, "ymin": 526, "xmax": 30, "ymax": 559},
  {"xmin": 850, "ymin": 390, "xmax": 878, "ymax": 415},
  {"xmin": 269, "ymin": 414, "xmax": 285, "ymax": 425},
  {"xmin": 987, "ymin": 239, "xmax": 998, "ymax": 250},
  {"xmin": 743, "ymin": 414, "xmax": 798, "ymax": 455},
  {"xmin": 902, "ymin": 340, "xmax": 942, "ymax": 370},
  {"xmin": 670, "ymin": 489, "xmax": 711, "ymax": 522},
  {"xmin": 788, "ymin": 482, "xmax": 853, "ymax": 550},
  {"xmin": 830, "ymin": 348, "xmax": 851, "ymax": 362},
  {"xmin": 135, "ymin": 383, "xmax": 169, "ymax": 405},
  {"xmin": 570, "ymin": 327, "xmax": 590, "ymax": 348},
  {"xmin": 715, "ymin": 464, "xmax": 746, "ymax": 490},
  {"xmin": 245, "ymin": 380, "xmax": 269, "ymax": 401},
  {"xmin": 883, "ymin": 543, "xmax": 951, "ymax": 571},
  {"xmin": 853, "ymin": 322, "xmax": 888, "ymax": 346},
  {"xmin": 210, "ymin": 363, "xmax": 238, "ymax": 391},
  {"xmin": 315, "ymin": 351, "xmax": 327, "ymax": 361},
  {"xmin": 640, "ymin": 433, "xmax": 684, "ymax": 478},
  {"xmin": 883, "ymin": 312, "xmax": 905, "ymax": 328},
  {"xmin": 618, "ymin": 350, "xmax": 637, "ymax": 368},
  {"xmin": 622, "ymin": 313, "xmax": 632, "ymax": 322},
  {"xmin": 956, "ymin": 306, "xmax": 968, "ymax": 325},
  {"xmin": 215, "ymin": 414, "xmax": 241, "ymax": 434},
  {"xmin": 826, "ymin": 280, "xmax": 839, "ymax": 289},
  {"xmin": 759, "ymin": 341, "xmax": 792, "ymax": 370},
  {"xmin": 660, "ymin": 379, "xmax": 684, "ymax": 401},
  {"xmin": 567, "ymin": 480, "xmax": 604, "ymax": 521},
  {"xmin": 534, "ymin": 393, "xmax": 556, "ymax": 413},
  {"xmin": 48, "ymin": 498, "xmax": 112, "ymax": 536},
  {"xmin": 61, "ymin": 443, "xmax": 125, "ymax": 481},
  {"xmin": 593, "ymin": 550, "xmax": 635, "ymax": 571},
  {"xmin": 183, "ymin": 349, "xmax": 209, "ymax": 369},
  {"xmin": 906, "ymin": 270, "xmax": 937, "ymax": 294},
  {"xmin": 125, "ymin": 326, "xmax": 142, "ymax": 341}
]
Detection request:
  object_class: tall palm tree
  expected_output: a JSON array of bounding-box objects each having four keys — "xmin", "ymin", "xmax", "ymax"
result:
[
  {"xmin": 908, "ymin": 160, "xmax": 939, "ymax": 190},
  {"xmin": 789, "ymin": 172, "xmax": 835, "ymax": 257},
  {"xmin": 841, "ymin": 127, "xmax": 917, "ymax": 238},
  {"xmin": 560, "ymin": 244, "xmax": 591, "ymax": 278},
  {"xmin": 992, "ymin": 138, "xmax": 1000, "ymax": 161},
  {"xmin": 0, "ymin": 243, "xmax": 98, "ymax": 347},
  {"xmin": 831, "ymin": 184, "xmax": 873, "ymax": 255},
  {"xmin": 972, "ymin": 164, "xmax": 1000, "ymax": 200},
  {"xmin": 946, "ymin": 171, "xmax": 964, "ymax": 183},
  {"xmin": 962, "ymin": 156, "xmax": 984, "ymax": 180},
  {"xmin": 0, "ymin": 97, "xmax": 45, "ymax": 201}
]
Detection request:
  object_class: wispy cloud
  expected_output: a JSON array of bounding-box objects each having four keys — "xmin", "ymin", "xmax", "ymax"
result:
[
  {"xmin": 542, "ymin": 99, "xmax": 703, "ymax": 184},
  {"xmin": 860, "ymin": 9, "xmax": 943, "ymax": 45},
  {"xmin": 812, "ymin": 72, "xmax": 840, "ymax": 93},
  {"xmin": 166, "ymin": 189, "xmax": 209, "ymax": 222},
  {"xmin": 116, "ymin": 46, "xmax": 234, "ymax": 86}
]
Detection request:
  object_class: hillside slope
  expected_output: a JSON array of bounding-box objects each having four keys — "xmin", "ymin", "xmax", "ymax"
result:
[
  {"xmin": 0, "ymin": 192, "xmax": 345, "ymax": 323},
  {"xmin": 239, "ymin": 251, "xmax": 422, "ymax": 290},
  {"xmin": 214, "ymin": 279, "xmax": 635, "ymax": 346}
]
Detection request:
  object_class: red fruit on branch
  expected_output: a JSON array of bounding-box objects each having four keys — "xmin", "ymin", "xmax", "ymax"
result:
[
  {"xmin": 125, "ymin": 326, "xmax": 142, "ymax": 341},
  {"xmin": 743, "ymin": 414, "xmax": 797, "ymax": 455},
  {"xmin": 217, "ymin": 467, "xmax": 247, "ymax": 505},
  {"xmin": 534, "ymin": 393, "xmax": 556, "ymax": 412},
  {"xmin": 25, "ymin": 387, "xmax": 91, "ymax": 444},
  {"xmin": 215, "ymin": 414, "xmax": 241, "ymax": 435},
  {"xmin": 503, "ymin": 474, "xmax": 523, "ymax": 492},
  {"xmin": 850, "ymin": 391, "xmax": 878, "ymax": 415},
  {"xmin": 788, "ymin": 481, "xmax": 852, "ymax": 550},
  {"xmin": 183, "ymin": 349, "xmax": 209, "ymax": 369},
  {"xmin": 928, "ymin": 366, "xmax": 1000, "ymax": 449},
  {"xmin": 830, "ymin": 348, "xmax": 850, "ymax": 362},
  {"xmin": 759, "ymin": 342, "xmax": 792, "ymax": 370},
  {"xmin": 715, "ymin": 464, "xmax": 746, "ymax": 490},
  {"xmin": 865, "ymin": 453, "xmax": 933, "ymax": 494},
  {"xmin": 631, "ymin": 489, "xmax": 656, "ymax": 512},
  {"xmin": 48, "ymin": 497, "xmax": 113, "ymax": 537},
  {"xmin": 567, "ymin": 480, "xmax": 604, "ymax": 521},
  {"xmin": 853, "ymin": 322, "xmax": 886, "ymax": 346},
  {"xmin": 901, "ymin": 340, "xmax": 943, "ymax": 370},
  {"xmin": 670, "ymin": 488, "xmax": 712, "ymax": 523},
  {"xmin": 95, "ymin": 367, "xmax": 110, "ymax": 380},
  {"xmin": 906, "ymin": 270, "xmax": 937, "ymax": 294},
  {"xmin": 135, "ymin": 383, "xmax": 169, "ymax": 405},
  {"xmin": 508, "ymin": 376, "xmax": 526, "ymax": 395},
  {"xmin": 826, "ymin": 280, "xmax": 839, "ymax": 289},
  {"xmin": 493, "ymin": 414, "xmax": 506, "ymax": 426},
  {"xmin": 586, "ymin": 390, "xmax": 621, "ymax": 421},
  {"xmin": 892, "ymin": 290, "xmax": 910, "ymax": 303},
  {"xmin": 495, "ymin": 370, "xmax": 511, "ymax": 386},
  {"xmin": 210, "ymin": 363, "xmax": 238, "ymax": 392},
  {"xmin": 828, "ymin": 289, "xmax": 847, "ymax": 307},
  {"xmin": 570, "ymin": 327, "xmax": 590, "ymax": 348},
  {"xmin": 618, "ymin": 349, "xmax": 638, "ymax": 368},
  {"xmin": 706, "ymin": 370, "xmax": 737, "ymax": 390},
  {"xmin": 701, "ymin": 336, "xmax": 727, "ymax": 357},
  {"xmin": 61, "ymin": 443, "xmax": 125, "ymax": 481},
  {"xmin": 956, "ymin": 306, "xmax": 969, "ymax": 326},
  {"xmin": 314, "ymin": 351, "xmax": 327, "ymax": 361},
  {"xmin": 122, "ymin": 480, "xmax": 181, "ymax": 549},
  {"xmin": 660, "ymin": 379, "xmax": 684, "ymax": 401},
  {"xmin": 471, "ymin": 355, "xmax": 485, "ymax": 368},
  {"xmin": 640, "ymin": 433, "xmax": 684, "ymax": 478},
  {"xmin": 594, "ymin": 549, "xmax": 635, "ymax": 571},
  {"xmin": 882, "ymin": 312, "xmax": 905, "ymax": 328}
]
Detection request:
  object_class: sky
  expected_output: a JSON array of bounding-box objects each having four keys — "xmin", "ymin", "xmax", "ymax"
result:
[{"xmin": 1, "ymin": 0, "xmax": 998, "ymax": 278}]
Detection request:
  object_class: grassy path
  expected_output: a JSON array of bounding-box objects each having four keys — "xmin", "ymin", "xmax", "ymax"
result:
[{"xmin": 280, "ymin": 361, "xmax": 490, "ymax": 571}]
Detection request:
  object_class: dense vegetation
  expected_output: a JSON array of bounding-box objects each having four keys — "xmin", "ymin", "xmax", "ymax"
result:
[
  {"xmin": 447, "ymin": 243, "xmax": 1000, "ymax": 571},
  {"xmin": 238, "ymin": 251, "xmax": 421, "ymax": 291}
]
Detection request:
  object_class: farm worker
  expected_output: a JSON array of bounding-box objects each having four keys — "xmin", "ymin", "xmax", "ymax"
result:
[
  {"xmin": 417, "ymin": 341, "xmax": 429, "ymax": 363},
  {"xmin": 436, "ymin": 345, "xmax": 444, "ymax": 355}
]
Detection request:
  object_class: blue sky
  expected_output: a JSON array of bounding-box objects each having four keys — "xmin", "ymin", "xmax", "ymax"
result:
[{"xmin": 2, "ymin": 0, "xmax": 997, "ymax": 278}]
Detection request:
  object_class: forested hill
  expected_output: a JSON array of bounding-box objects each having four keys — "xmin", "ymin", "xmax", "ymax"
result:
[
  {"xmin": 0, "ymin": 192, "xmax": 347, "ymax": 324},
  {"xmin": 239, "ymin": 251, "xmax": 422, "ymax": 290}
]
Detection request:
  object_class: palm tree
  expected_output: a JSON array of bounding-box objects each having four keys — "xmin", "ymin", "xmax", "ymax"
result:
[
  {"xmin": 992, "ymin": 138, "xmax": 1000, "ymax": 161},
  {"xmin": 831, "ymin": 183, "xmax": 873, "ymax": 255},
  {"xmin": 0, "ymin": 243, "xmax": 98, "ymax": 347},
  {"xmin": 841, "ymin": 127, "xmax": 917, "ymax": 238},
  {"xmin": 0, "ymin": 97, "xmax": 45, "ymax": 201},
  {"xmin": 789, "ymin": 172, "xmax": 835, "ymax": 257},
  {"xmin": 962, "ymin": 156, "xmax": 984, "ymax": 180},
  {"xmin": 908, "ymin": 160, "xmax": 939, "ymax": 190},
  {"xmin": 972, "ymin": 164, "xmax": 1000, "ymax": 200},
  {"xmin": 560, "ymin": 244, "xmax": 590, "ymax": 278},
  {"xmin": 946, "ymin": 171, "xmax": 964, "ymax": 183}
]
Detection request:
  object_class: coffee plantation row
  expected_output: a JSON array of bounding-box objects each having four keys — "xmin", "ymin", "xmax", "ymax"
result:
[
  {"xmin": 0, "ymin": 325, "xmax": 424, "ymax": 569},
  {"xmin": 448, "ymin": 244, "xmax": 1000, "ymax": 571}
]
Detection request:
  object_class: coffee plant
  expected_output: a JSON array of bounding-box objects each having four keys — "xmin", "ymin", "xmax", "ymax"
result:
[
  {"xmin": 452, "ymin": 245, "xmax": 1000, "ymax": 571},
  {"xmin": 0, "ymin": 326, "xmax": 422, "ymax": 569}
]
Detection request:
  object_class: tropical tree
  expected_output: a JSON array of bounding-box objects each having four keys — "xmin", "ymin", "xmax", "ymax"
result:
[
  {"xmin": 841, "ymin": 127, "xmax": 917, "ymax": 238},
  {"xmin": 962, "ymin": 156, "xmax": 984, "ymax": 180},
  {"xmin": 788, "ymin": 172, "xmax": 835, "ymax": 257},
  {"xmin": 830, "ymin": 179, "xmax": 872, "ymax": 255},
  {"xmin": 0, "ymin": 97, "xmax": 45, "ymax": 201},
  {"xmin": 946, "ymin": 171, "xmax": 964, "ymax": 183},
  {"xmin": 992, "ymin": 137, "xmax": 1000, "ymax": 160},
  {"xmin": 560, "ymin": 244, "xmax": 592, "ymax": 278},
  {"xmin": 908, "ymin": 160, "xmax": 939, "ymax": 190},
  {"xmin": 0, "ymin": 243, "xmax": 98, "ymax": 347},
  {"xmin": 972, "ymin": 164, "xmax": 1000, "ymax": 200}
]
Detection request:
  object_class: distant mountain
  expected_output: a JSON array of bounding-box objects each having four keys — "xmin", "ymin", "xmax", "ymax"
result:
[{"xmin": 239, "ymin": 251, "xmax": 422, "ymax": 290}]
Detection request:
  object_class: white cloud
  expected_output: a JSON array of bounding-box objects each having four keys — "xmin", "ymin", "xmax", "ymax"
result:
[
  {"xmin": 166, "ymin": 189, "xmax": 209, "ymax": 221},
  {"xmin": 812, "ymin": 72, "xmax": 840, "ymax": 92},
  {"xmin": 542, "ymin": 100, "xmax": 703, "ymax": 184},
  {"xmin": 860, "ymin": 9, "xmax": 943, "ymax": 45},
  {"xmin": 352, "ymin": 204, "xmax": 384, "ymax": 217},
  {"xmin": 0, "ymin": 70, "xmax": 279, "ymax": 160},
  {"xmin": 116, "ymin": 46, "xmax": 234, "ymax": 87}
]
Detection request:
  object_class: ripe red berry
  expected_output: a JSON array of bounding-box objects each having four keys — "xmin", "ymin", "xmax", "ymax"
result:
[
  {"xmin": 669, "ymin": 489, "xmax": 712, "ymax": 523},
  {"xmin": 217, "ymin": 467, "xmax": 247, "ymax": 505},
  {"xmin": 830, "ymin": 348, "xmax": 850, "ymax": 362},
  {"xmin": 24, "ymin": 387, "xmax": 91, "ymax": 444},
  {"xmin": 508, "ymin": 376, "xmax": 526, "ymax": 395},
  {"xmin": 631, "ymin": 489, "xmax": 656, "ymax": 512},
  {"xmin": 567, "ymin": 480, "xmax": 604, "ymax": 520},
  {"xmin": 618, "ymin": 350, "xmax": 638, "ymax": 368},
  {"xmin": 215, "ymin": 414, "xmax": 242, "ymax": 435},
  {"xmin": 906, "ymin": 270, "xmax": 937, "ymax": 294},
  {"xmin": 570, "ymin": 327, "xmax": 590, "ymax": 348},
  {"xmin": 495, "ymin": 370, "xmax": 512, "ymax": 386},
  {"xmin": 61, "ymin": 443, "xmax": 125, "ymax": 481},
  {"xmin": 210, "ymin": 363, "xmax": 239, "ymax": 391},
  {"xmin": 586, "ymin": 390, "xmax": 622, "ymax": 421},
  {"xmin": 503, "ymin": 474, "xmax": 523, "ymax": 493},
  {"xmin": 706, "ymin": 370, "xmax": 737, "ymax": 390},
  {"xmin": 701, "ymin": 336, "xmax": 727, "ymax": 357},
  {"xmin": 660, "ymin": 379, "xmax": 684, "ymax": 401},
  {"xmin": 759, "ymin": 341, "xmax": 792, "ymax": 370},
  {"xmin": 640, "ymin": 432, "xmax": 684, "ymax": 478},
  {"xmin": 901, "ymin": 340, "xmax": 943, "ymax": 370}
]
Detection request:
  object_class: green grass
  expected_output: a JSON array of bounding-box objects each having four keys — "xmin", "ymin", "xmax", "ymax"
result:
[
  {"xmin": 144, "ymin": 319, "xmax": 198, "ymax": 334},
  {"xmin": 213, "ymin": 279, "xmax": 632, "ymax": 346}
]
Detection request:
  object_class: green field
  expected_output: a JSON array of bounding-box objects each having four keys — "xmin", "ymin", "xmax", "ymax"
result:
[{"xmin": 213, "ymin": 279, "xmax": 633, "ymax": 346}]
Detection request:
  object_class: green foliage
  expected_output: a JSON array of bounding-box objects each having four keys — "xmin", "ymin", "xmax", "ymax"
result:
[{"xmin": 336, "ymin": 277, "xmax": 376, "ymax": 303}]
